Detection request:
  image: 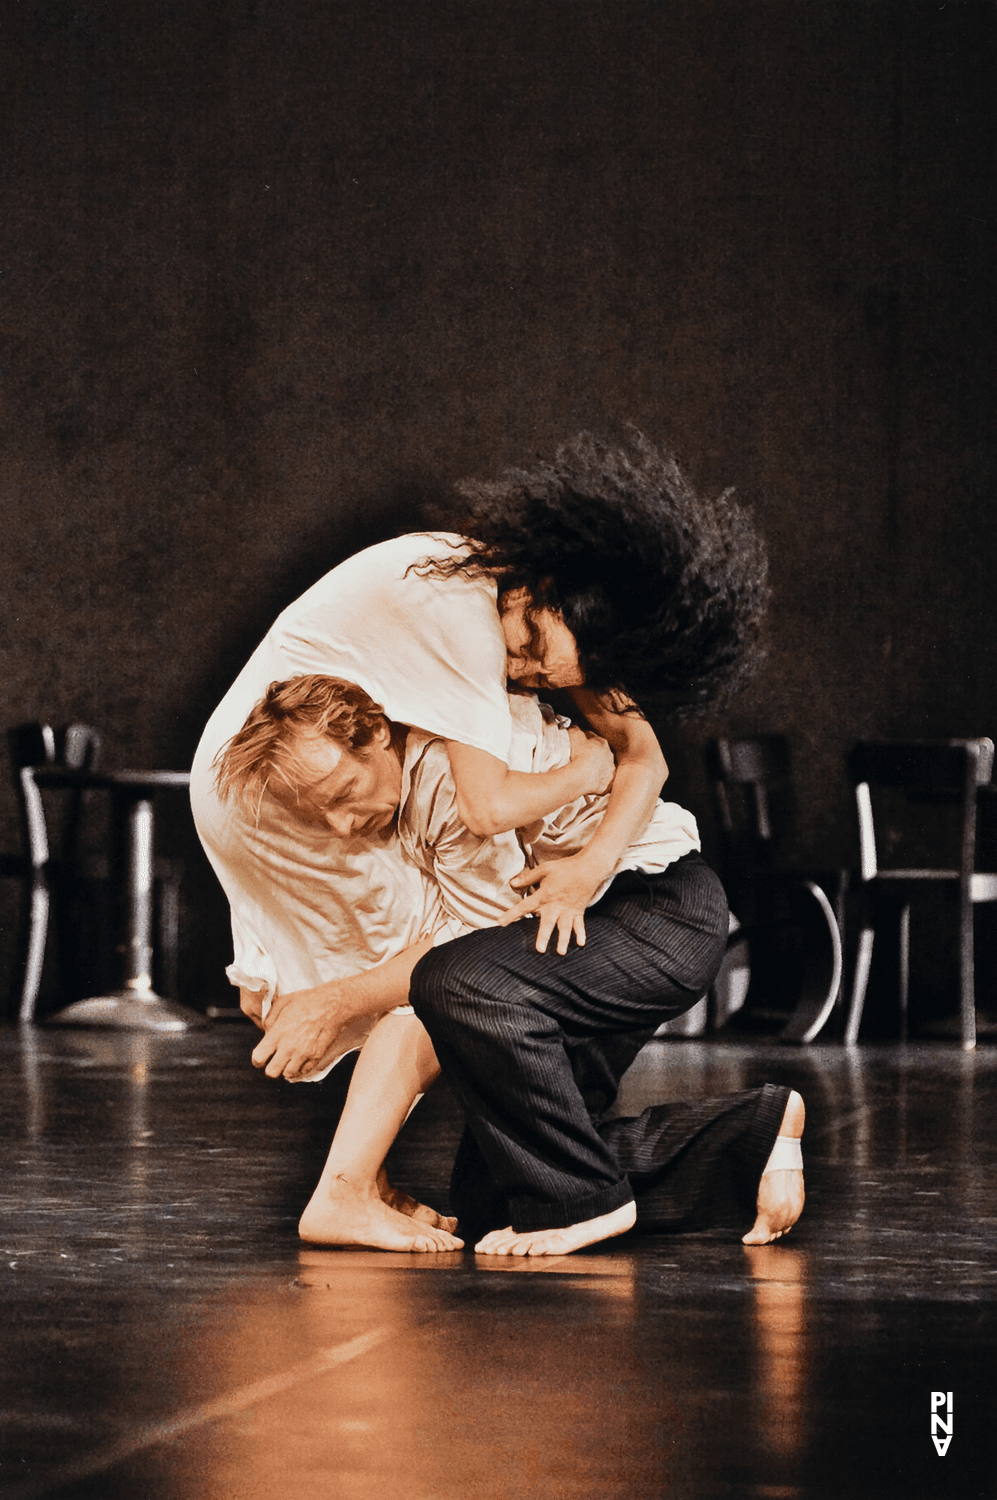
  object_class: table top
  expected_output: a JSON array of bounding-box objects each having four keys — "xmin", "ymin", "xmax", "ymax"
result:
[{"xmin": 33, "ymin": 768, "xmax": 191, "ymax": 790}]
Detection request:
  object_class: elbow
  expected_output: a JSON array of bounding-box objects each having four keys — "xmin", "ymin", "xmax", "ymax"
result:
[
  {"xmin": 635, "ymin": 728, "xmax": 668, "ymax": 790},
  {"xmin": 609, "ymin": 719, "xmax": 668, "ymax": 788},
  {"xmin": 620, "ymin": 737, "xmax": 667, "ymax": 790},
  {"xmin": 627, "ymin": 741, "xmax": 668, "ymax": 794},
  {"xmin": 461, "ymin": 805, "xmax": 509, "ymax": 838},
  {"xmin": 457, "ymin": 791, "xmax": 511, "ymax": 838}
]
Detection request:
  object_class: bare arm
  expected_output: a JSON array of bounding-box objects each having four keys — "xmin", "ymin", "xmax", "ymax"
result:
[
  {"xmin": 558, "ymin": 689, "xmax": 668, "ymax": 875},
  {"xmin": 250, "ymin": 937, "xmax": 435, "ymax": 1080},
  {"xmin": 502, "ymin": 692, "xmax": 668, "ymax": 954},
  {"xmin": 445, "ymin": 734, "xmax": 614, "ymax": 837}
]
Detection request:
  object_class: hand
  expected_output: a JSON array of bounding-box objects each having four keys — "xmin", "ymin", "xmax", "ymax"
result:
[
  {"xmin": 252, "ymin": 984, "xmax": 357, "ymax": 1081},
  {"xmin": 567, "ymin": 726, "xmax": 616, "ymax": 796},
  {"xmin": 499, "ymin": 852, "xmax": 605, "ymax": 955},
  {"xmin": 239, "ymin": 987, "xmax": 267, "ymax": 1030}
]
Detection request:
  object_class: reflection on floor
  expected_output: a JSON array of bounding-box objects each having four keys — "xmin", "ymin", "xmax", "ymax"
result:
[{"xmin": 1, "ymin": 1025, "xmax": 994, "ymax": 1499}]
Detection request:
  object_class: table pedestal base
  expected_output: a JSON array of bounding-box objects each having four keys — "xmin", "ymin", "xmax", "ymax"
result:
[{"xmin": 46, "ymin": 988, "xmax": 202, "ymax": 1032}]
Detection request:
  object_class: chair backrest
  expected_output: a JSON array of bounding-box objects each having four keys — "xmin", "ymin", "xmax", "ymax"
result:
[
  {"xmin": 849, "ymin": 738, "xmax": 995, "ymax": 882},
  {"xmin": 62, "ymin": 724, "xmax": 102, "ymax": 773},
  {"xmin": 7, "ymin": 722, "xmax": 103, "ymax": 870},
  {"xmin": 8, "ymin": 723, "xmax": 57, "ymax": 869},
  {"xmin": 709, "ymin": 735, "xmax": 792, "ymax": 849}
]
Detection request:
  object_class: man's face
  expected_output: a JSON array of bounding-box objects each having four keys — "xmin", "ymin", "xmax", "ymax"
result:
[
  {"xmin": 501, "ymin": 588, "xmax": 585, "ymax": 691},
  {"xmin": 273, "ymin": 723, "xmax": 403, "ymax": 838}
]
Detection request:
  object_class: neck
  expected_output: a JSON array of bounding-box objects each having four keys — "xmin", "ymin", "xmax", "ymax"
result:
[{"xmin": 388, "ymin": 723, "xmax": 408, "ymax": 765}]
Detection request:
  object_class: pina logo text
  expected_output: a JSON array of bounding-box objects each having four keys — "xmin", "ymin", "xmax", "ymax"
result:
[{"xmin": 930, "ymin": 1391, "xmax": 953, "ymax": 1456}]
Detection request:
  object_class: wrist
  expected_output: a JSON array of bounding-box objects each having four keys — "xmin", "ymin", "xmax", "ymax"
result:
[
  {"xmin": 564, "ymin": 757, "xmax": 598, "ymax": 799},
  {"xmin": 565, "ymin": 844, "xmax": 615, "ymax": 887}
]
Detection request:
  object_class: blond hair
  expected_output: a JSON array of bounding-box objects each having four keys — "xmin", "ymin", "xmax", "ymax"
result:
[{"xmin": 213, "ymin": 674, "xmax": 388, "ymax": 810}]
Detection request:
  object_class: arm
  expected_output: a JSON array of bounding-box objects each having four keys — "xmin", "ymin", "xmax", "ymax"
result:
[
  {"xmin": 445, "ymin": 733, "xmax": 614, "ymax": 837},
  {"xmin": 556, "ymin": 689, "xmax": 668, "ymax": 875},
  {"xmin": 251, "ymin": 937, "xmax": 435, "ymax": 1081},
  {"xmin": 502, "ymin": 692, "xmax": 668, "ymax": 954},
  {"xmin": 404, "ymin": 742, "xmax": 529, "ymax": 935}
]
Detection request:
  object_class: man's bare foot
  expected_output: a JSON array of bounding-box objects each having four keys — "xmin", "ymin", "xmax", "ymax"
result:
[
  {"xmin": 743, "ymin": 1090, "xmax": 806, "ymax": 1245},
  {"xmin": 299, "ymin": 1174, "xmax": 463, "ymax": 1252},
  {"xmin": 376, "ymin": 1167, "xmax": 458, "ymax": 1233},
  {"xmin": 475, "ymin": 1200, "xmax": 637, "ymax": 1257}
]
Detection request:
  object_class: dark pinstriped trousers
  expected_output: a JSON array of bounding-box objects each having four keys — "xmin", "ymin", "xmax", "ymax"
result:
[{"xmin": 411, "ymin": 852, "xmax": 776, "ymax": 1236}]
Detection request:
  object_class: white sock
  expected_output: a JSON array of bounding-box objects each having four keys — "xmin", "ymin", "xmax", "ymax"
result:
[{"xmin": 762, "ymin": 1134, "xmax": 803, "ymax": 1174}]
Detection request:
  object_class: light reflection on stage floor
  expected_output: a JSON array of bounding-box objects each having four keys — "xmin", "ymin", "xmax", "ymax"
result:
[{"xmin": 2, "ymin": 1027, "xmax": 994, "ymax": 1499}]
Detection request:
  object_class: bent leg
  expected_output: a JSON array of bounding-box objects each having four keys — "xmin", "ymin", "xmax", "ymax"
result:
[
  {"xmin": 470, "ymin": 1085, "xmax": 804, "ymax": 1255},
  {"xmin": 299, "ymin": 1011, "xmax": 463, "ymax": 1251},
  {"xmin": 411, "ymin": 856, "xmax": 729, "ymax": 1249},
  {"xmin": 604, "ymin": 1082, "xmax": 792, "ymax": 1233}
]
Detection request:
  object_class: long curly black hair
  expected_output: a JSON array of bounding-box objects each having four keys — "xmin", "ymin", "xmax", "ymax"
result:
[{"xmin": 421, "ymin": 431, "xmax": 770, "ymax": 720}]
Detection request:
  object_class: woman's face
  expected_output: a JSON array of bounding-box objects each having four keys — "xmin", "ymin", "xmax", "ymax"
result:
[{"xmin": 500, "ymin": 588, "xmax": 585, "ymax": 691}]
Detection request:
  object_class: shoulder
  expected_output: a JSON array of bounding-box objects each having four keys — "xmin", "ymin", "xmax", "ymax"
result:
[
  {"xmin": 348, "ymin": 531, "xmax": 473, "ymax": 581},
  {"xmin": 401, "ymin": 736, "xmax": 460, "ymax": 846},
  {"xmin": 282, "ymin": 533, "xmax": 472, "ymax": 608}
]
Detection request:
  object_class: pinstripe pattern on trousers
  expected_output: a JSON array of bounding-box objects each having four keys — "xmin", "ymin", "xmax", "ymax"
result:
[{"xmin": 411, "ymin": 853, "xmax": 780, "ymax": 1236}]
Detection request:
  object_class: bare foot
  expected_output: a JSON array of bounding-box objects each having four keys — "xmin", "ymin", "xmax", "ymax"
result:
[
  {"xmin": 742, "ymin": 1090, "xmax": 806, "ymax": 1245},
  {"xmin": 376, "ymin": 1167, "xmax": 459, "ymax": 1233},
  {"xmin": 475, "ymin": 1200, "xmax": 637, "ymax": 1257},
  {"xmin": 299, "ymin": 1174, "xmax": 463, "ymax": 1252}
]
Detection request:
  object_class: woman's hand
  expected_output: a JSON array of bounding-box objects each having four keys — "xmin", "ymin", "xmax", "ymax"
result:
[
  {"xmin": 499, "ymin": 851, "xmax": 606, "ymax": 955},
  {"xmin": 567, "ymin": 726, "xmax": 616, "ymax": 796}
]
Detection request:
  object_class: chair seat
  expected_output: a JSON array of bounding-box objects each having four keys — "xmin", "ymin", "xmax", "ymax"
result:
[{"xmin": 875, "ymin": 869, "xmax": 997, "ymax": 901}]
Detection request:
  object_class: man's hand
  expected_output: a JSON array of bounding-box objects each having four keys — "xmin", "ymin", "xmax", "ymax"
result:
[
  {"xmin": 252, "ymin": 983, "xmax": 360, "ymax": 1081},
  {"xmin": 566, "ymin": 726, "xmax": 616, "ymax": 796},
  {"xmin": 248, "ymin": 938, "xmax": 435, "ymax": 1082},
  {"xmin": 499, "ymin": 850, "xmax": 606, "ymax": 955}
]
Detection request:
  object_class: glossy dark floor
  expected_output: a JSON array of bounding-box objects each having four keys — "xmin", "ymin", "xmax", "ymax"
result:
[{"xmin": 2, "ymin": 1023, "xmax": 994, "ymax": 1500}]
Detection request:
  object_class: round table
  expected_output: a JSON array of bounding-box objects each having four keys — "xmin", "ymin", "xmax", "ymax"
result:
[{"xmin": 34, "ymin": 768, "xmax": 201, "ymax": 1032}]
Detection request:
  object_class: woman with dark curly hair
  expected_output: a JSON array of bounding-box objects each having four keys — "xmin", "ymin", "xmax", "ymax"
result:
[{"xmin": 414, "ymin": 430, "xmax": 769, "ymax": 949}]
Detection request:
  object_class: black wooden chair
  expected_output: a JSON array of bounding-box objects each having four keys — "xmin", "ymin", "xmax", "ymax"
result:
[
  {"xmin": 708, "ymin": 736, "xmax": 845, "ymax": 1043},
  {"xmin": 3, "ymin": 722, "xmax": 181, "ymax": 1022},
  {"xmin": 844, "ymin": 738, "xmax": 996, "ymax": 1049}
]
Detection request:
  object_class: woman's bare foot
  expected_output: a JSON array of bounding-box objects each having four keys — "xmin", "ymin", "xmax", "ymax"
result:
[
  {"xmin": 475, "ymin": 1200, "xmax": 637, "ymax": 1257},
  {"xmin": 376, "ymin": 1167, "xmax": 459, "ymax": 1233},
  {"xmin": 742, "ymin": 1090, "xmax": 806, "ymax": 1245},
  {"xmin": 299, "ymin": 1174, "xmax": 463, "ymax": 1252}
]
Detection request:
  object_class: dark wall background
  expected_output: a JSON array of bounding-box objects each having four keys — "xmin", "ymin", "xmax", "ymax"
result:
[{"xmin": 2, "ymin": 0, "xmax": 994, "ymax": 1010}]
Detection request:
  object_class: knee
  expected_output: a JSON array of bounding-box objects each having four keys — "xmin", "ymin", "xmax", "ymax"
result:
[
  {"xmin": 409, "ymin": 941, "xmax": 472, "ymax": 1024},
  {"xmin": 410, "ymin": 932, "xmax": 517, "ymax": 1029}
]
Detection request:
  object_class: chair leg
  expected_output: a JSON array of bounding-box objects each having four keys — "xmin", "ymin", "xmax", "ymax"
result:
[
  {"xmin": 958, "ymin": 896, "xmax": 976, "ymax": 1052},
  {"xmin": 156, "ymin": 873, "xmax": 181, "ymax": 1002},
  {"xmin": 898, "ymin": 902, "xmax": 910, "ymax": 1044},
  {"xmin": 845, "ymin": 925, "xmax": 875, "ymax": 1046},
  {"xmin": 18, "ymin": 877, "xmax": 50, "ymax": 1024}
]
